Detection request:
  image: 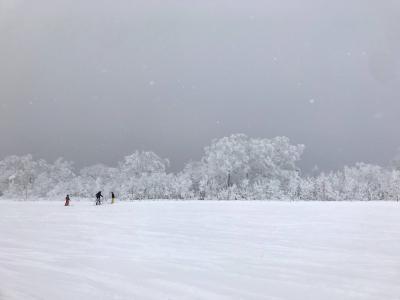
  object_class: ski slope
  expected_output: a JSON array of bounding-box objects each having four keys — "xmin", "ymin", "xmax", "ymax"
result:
[{"xmin": 0, "ymin": 200, "xmax": 399, "ymax": 300}]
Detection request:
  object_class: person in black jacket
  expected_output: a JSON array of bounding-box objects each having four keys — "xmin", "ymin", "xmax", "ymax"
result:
[
  {"xmin": 95, "ymin": 191, "xmax": 103, "ymax": 205},
  {"xmin": 111, "ymin": 192, "xmax": 115, "ymax": 204},
  {"xmin": 65, "ymin": 195, "xmax": 70, "ymax": 206}
]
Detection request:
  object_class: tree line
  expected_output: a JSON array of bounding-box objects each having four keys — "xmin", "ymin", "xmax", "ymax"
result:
[{"xmin": 1, "ymin": 134, "xmax": 399, "ymax": 200}]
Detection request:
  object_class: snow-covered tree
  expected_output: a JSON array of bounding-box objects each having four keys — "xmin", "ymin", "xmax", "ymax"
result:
[
  {"xmin": 0, "ymin": 155, "xmax": 41, "ymax": 199},
  {"xmin": 119, "ymin": 151, "xmax": 169, "ymax": 177},
  {"xmin": 73, "ymin": 164, "xmax": 117, "ymax": 198},
  {"xmin": 117, "ymin": 151, "xmax": 171, "ymax": 199},
  {"xmin": 34, "ymin": 158, "xmax": 75, "ymax": 197},
  {"xmin": 186, "ymin": 134, "xmax": 304, "ymax": 199},
  {"xmin": 1, "ymin": 137, "xmax": 399, "ymax": 201}
]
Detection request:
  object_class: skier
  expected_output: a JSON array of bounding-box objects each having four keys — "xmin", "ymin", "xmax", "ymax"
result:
[
  {"xmin": 111, "ymin": 192, "xmax": 115, "ymax": 204},
  {"xmin": 95, "ymin": 191, "xmax": 103, "ymax": 205},
  {"xmin": 65, "ymin": 195, "xmax": 70, "ymax": 206}
]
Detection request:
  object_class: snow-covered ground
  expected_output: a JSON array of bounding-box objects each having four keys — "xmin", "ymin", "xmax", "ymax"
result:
[{"xmin": 0, "ymin": 200, "xmax": 399, "ymax": 300}]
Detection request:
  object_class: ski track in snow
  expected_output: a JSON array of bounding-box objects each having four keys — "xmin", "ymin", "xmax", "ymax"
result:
[{"xmin": 0, "ymin": 200, "xmax": 399, "ymax": 300}]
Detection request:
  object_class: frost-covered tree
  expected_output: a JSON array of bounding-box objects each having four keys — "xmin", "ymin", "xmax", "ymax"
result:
[
  {"xmin": 342, "ymin": 163, "xmax": 385, "ymax": 200},
  {"xmin": 119, "ymin": 151, "xmax": 169, "ymax": 177},
  {"xmin": 185, "ymin": 134, "xmax": 304, "ymax": 199},
  {"xmin": 1, "ymin": 138, "xmax": 400, "ymax": 201},
  {"xmin": 117, "ymin": 151, "xmax": 170, "ymax": 199},
  {"xmin": 387, "ymin": 170, "xmax": 400, "ymax": 201},
  {"xmin": 202, "ymin": 134, "xmax": 251, "ymax": 190},
  {"xmin": 34, "ymin": 158, "xmax": 75, "ymax": 197},
  {"xmin": 73, "ymin": 164, "xmax": 117, "ymax": 198},
  {"xmin": 0, "ymin": 155, "xmax": 76, "ymax": 199},
  {"xmin": 0, "ymin": 155, "xmax": 42, "ymax": 199},
  {"xmin": 182, "ymin": 161, "xmax": 205, "ymax": 197},
  {"xmin": 302, "ymin": 163, "xmax": 391, "ymax": 201}
]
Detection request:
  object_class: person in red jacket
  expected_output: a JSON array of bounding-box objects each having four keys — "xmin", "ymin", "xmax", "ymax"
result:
[{"xmin": 65, "ymin": 195, "xmax": 70, "ymax": 206}]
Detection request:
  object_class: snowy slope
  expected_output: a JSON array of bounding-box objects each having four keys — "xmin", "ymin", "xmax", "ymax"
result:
[{"xmin": 0, "ymin": 200, "xmax": 399, "ymax": 300}]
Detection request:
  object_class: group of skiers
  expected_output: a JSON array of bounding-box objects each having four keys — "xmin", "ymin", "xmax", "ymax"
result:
[{"xmin": 64, "ymin": 191, "xmax": 116, "ymax": 206}]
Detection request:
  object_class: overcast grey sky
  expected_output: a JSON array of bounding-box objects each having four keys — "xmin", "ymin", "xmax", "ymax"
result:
[{"xmin": 1, "ymin": 0, "xmax": 399, "ymax": 172}]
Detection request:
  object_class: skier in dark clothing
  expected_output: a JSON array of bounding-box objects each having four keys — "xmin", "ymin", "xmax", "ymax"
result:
[
  {"xmin": 111, "ymin": 192, "xmax": 115, "ymax": 204},
  {"xmin": 65, "ymin": 195, "xmax": 70, "ymax": 206},
  {"xmin": 95, "ymin": 191, "xmax": 103, "ymax": 205}
]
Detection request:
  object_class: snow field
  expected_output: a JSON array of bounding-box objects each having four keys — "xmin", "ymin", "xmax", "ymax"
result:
[{"xmin": 0, "ymin": 200, "xmax": 399, "ymax": 300}]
